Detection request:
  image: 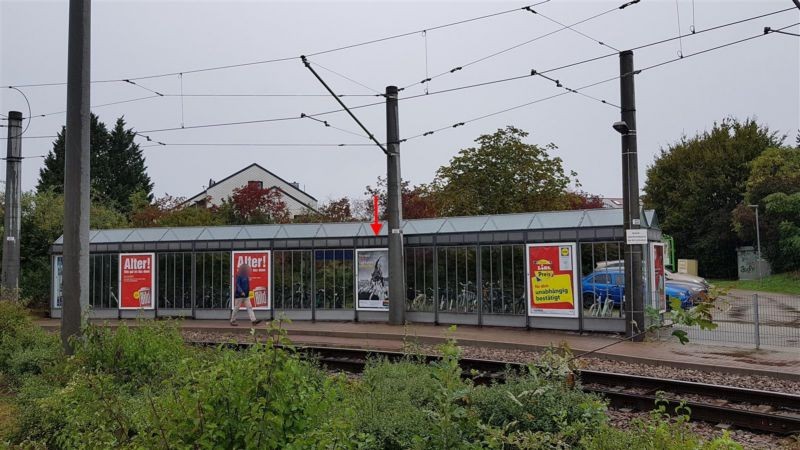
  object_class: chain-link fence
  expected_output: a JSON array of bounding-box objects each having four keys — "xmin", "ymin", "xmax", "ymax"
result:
[{"xmin": 673, "ymin": 291, "xmax": 800, "ymax": 350}]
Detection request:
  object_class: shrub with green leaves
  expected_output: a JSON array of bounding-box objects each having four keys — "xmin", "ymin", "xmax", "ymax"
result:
[
  {"xmin": 470, "ymin": 369, "xmax": 607, "ymax": 445},
  {"xmin": 74, "ymin": 320, "xmax": 189, "ymax": 385},
  {"xmin": 0, "ymin": 300, "xmax": 61, "ymax": 386}
]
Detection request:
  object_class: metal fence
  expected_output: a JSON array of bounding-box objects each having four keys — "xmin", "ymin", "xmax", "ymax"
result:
[{"xmin": 672, "ymin": 292, "xmax": 800, "ymax": 351}]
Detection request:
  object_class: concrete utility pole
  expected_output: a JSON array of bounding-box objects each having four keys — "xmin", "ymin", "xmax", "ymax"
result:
[
  {"xmin": 618, "ymin": 50, "xmax": 646, "ymax": 341},
  {"xmin": 385, "ymin": 85, "xmax": 405, "ymax": 325},
  {"xmin": 1, "ymin": 111, "xmax": 23, "ymax": 297},
  {"xmin": 62, "ymin": 0, "xmax": 92, "ymax": 354}
]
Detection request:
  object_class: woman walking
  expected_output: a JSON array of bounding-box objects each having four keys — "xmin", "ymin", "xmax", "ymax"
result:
[{"xmin": 231, "ymin": 263, "xmax": 262, "ymax": 326}]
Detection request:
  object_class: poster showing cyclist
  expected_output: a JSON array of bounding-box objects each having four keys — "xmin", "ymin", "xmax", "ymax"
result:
[
  {"xmin": 526, "ymin": 243, "xmax": 579, "ymax": 318},
  {"xmin": 356, "ymin": 249, "xmax": 389, "ymax": 311}
]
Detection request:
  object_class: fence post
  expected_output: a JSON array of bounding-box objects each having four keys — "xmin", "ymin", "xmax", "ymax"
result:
[{"xmin": 752, "ymin": 293, "xmax": 760, "ymax": 349}]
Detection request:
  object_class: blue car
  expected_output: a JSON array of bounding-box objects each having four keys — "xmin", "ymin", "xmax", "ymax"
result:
[{"xmin": 581, "ymin": 268, "xmax": 694, "ymax": 310}]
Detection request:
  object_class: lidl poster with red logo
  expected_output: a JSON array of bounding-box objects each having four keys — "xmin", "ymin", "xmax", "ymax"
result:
[
  {"xmin": 650, "ymin": 243, "xmax": 667, "ymax": 312},
  {"xmin": 231, "ymin": 251, "xmax": 271, "ymax": 310},
  {"xmin": 527, "ymin": 243, "xmax": 579, "ymax": 317},
  {"xmin": 119, "ymin": 253, "xmax": 155, "ymax": 309}
]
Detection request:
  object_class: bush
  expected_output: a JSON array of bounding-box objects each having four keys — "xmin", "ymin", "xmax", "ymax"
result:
[
  {"xmin": 470, "ymin": 369, "xmax": 607, "ymax": 444},
  {"xmin": 74, "ymin": 320, "xmax": 188, "ymax": 386},
  {"xmin": 581, "ymin": 399, "xmax": 743, "ymax": 450},
  {"xmin": 0, "ymin": 300, "xmax": 61, "ymax": 385}
]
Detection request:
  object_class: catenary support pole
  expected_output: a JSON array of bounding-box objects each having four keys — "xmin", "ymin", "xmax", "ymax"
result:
[
  {"xmin": 62, "ymin": 0, "xmax": 92, "ymax": 354},
  {"xmin": 386, "ymin": 85, "xmax": 405, "ymax": 325},
  {"xmin": 1, "ymin": 111, "xmax": 23, "ymax": 297},
  {"xmin": 619, "ymin": 50, "xmax": 645, "ymax": 341}
]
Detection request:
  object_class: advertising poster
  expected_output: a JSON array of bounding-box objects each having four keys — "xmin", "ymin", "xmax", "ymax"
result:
[
  {"xmin": 527, "ymin": 243, "xmax": 579, "ymax": 318},
  {"xmin": 119, "ymin": 253, "xmax": 156, "ymax": 309},
  {"xmin": 53, "ymin": 255, "xmax": 63, "ymax": 308},
  {"xmin": 650, "ymin": 243, "xmax": 667, "ymax": 312},
  {"xmin": 231, "ymin": 250, "xmax": 271, "ymax": 310},
  {"xmin": 356, "ymin": 248, "xmax": 389, "ymax": 311}
]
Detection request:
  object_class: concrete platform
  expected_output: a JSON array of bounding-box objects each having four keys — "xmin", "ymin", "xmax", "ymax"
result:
[{"xmin": 36, "ymin": 319, "xmax": 800, "ymax": 380}]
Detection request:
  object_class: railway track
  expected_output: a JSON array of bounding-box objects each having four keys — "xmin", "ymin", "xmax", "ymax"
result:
[{"xmin": 190, "ymin": 342, "xmax": 800, "ymax": 435}]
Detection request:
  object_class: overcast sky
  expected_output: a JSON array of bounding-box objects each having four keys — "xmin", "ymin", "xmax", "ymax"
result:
[{"xmin": 1, "ymin": 0, "xmax": 798, "ymax": 205}]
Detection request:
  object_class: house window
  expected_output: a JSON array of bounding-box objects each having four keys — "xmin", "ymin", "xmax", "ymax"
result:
[{"xmin": 248, "ymin": 180, "xmax": 263, "ymax": 189}]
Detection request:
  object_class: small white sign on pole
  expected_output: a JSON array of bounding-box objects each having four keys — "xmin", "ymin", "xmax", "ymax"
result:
[{"xmin": 626, "ymin": 229, "xmax": 648, "ymax": 245}]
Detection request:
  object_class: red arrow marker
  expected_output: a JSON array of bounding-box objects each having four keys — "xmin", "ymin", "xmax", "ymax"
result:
[{"xmin": 370, "ymin": 195, "xmax": 383, "ymax": 236}]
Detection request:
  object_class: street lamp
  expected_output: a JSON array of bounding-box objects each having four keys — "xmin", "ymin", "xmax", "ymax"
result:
[
  {"xmin": 748, "ymin": 204, "xmax": 762, "ymax": 280},
  {"xmin": 612, "ymin": 121, "xmax": 630, "ymax": 135}
]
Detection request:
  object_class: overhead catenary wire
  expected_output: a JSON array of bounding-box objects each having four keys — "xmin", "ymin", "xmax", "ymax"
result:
[
  {"xmin": 130, "ymin": 11, "xmax": 796, "ymax": 136},
  {"xmin": 523, "ymin": 6, "xmax": 620, "ymax": 51},
  {"xmin": 638, "ymin": 21, "xmax": 800, "ymax": 73},
  {"xmin": 629, "ymin": 6, "xmax": 795, "ymax": 51},
  {"xmin": 1, "ymin": 0, "xmax": 553, "ymax": 88},
  {"xmin": 400, "ymin": 1, "xmax": 633, "ymax": 91},
  {"xmin": 16, "ymin": 6, "xmax": 791, "ymax": 139},
  {"xmin": 401, "ymin": 75, "xmax": 621, "ymax": 142},
  {"xmin": 123, "ymin": 79, "xmax": 164, "ymax": 97},
  {"xmin": 139, "ymin": 142, "xmax": 377, "ymax": 148},
  {"xmin": 300, "ymin": 113, "xmax": 372, "ymax": 140},
  {"xmin": 5, "ymin": 86, "xmax": 32, "ymax": 137},
  {"xmin": 301, "ymin": 55, "xmax": 388, "ymax": 154},
  {"xmin": 675, "ymin": 0, "xmax": 685, "ymax": 57},
  {"xmin": 25, "ymin": 94, "xmax": 162, "ymax": 119},
  {"xmin": 308, "ymin": 61, "xmax": 381, "ymax": 95},
  {"xmin": 401, "ymin": 21, "xmax": 798, "ymax": 143}
]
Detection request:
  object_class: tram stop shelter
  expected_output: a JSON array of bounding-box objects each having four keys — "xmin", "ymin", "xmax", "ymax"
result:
[{"xmin": 50, "ymin": 208, "xmax": 665, "ymax": 334}]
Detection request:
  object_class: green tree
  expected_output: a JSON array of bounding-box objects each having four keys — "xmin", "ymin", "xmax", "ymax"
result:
[
  {"xmin": 103, "ymin": 118, "xmax": 153, "ymax": 212},
  {"xmin": 37, "ymin": 114, "xmax": 109, "ymax": 194},
  {"xmin": 18, "ymin": 190, "xmax": 128, "ymax": 307},
  {"xmin": 430, "ymin": 126, "xmax": 577, "ymax": 216},
  {"xmin": 733, "ymin": 146, "xmax": 800, "ymax": 272},
  {"xmin": 643, "ymin": 118, "xmax": 783, "ymax": 278},
  {"xmin": 36, "ymin": 115, "xmax": 153, "ymax": 213}
]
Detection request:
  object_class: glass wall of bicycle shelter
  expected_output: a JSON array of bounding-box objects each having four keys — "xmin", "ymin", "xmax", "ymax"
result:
[
  {"xmin": 314, "ymin": 249, "xmax": 354, "ymax": 310},
  {"xmin": 157, "ymin": 253, "xmax": 192, "ymax": 309},
  {"xmin": 405, "ymin": 247, "xmax": 435, "ymax": 312},
  {"xmin": 195, "ymin": 252, "xmax": 231, "ymax": 309},
  {"xmin": 437, "ymin": 246, "xmax": 478, "ymax": 313},
  {"xmin": 273, "ymin": 250, "xmax": 313, "ymax": 309},
  {"xmin": 480, "ymin": 245, "xmax": 526, "ymax": 315},
  {"xmin": 89, "ymin": 254, "xmax": 119, "ymax": 308},
  {"xmin": 580, "ymin": 242, "xmax": 625, "ymax": 318}
]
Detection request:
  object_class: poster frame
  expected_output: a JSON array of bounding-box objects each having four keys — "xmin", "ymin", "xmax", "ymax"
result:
[
  {"xmin": 650, "ymin": 242, "xmax": 667, "ymax": 313},
  {"xmin": 52, "ymin": 255, "xmax": 63, "ymax": 309},
  {"xmin": 526, "ymin": 242, "xmax": 580, "ymax": 318},
  {"xmin": 118, "ymin": 252, "xmax": 156, "ymax": 310},
  {"xmin": 355, "ymin": 248, "xmax": 390, "ymax": 312},
  {"xmin": 230, "ymin": 250, "xmax": 272, "ymax": 311}
]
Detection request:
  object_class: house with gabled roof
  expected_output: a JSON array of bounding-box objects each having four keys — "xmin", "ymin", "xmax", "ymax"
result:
[{"xmin": 183, "ymin": 163, "xmax": 317, "ymax": 217}]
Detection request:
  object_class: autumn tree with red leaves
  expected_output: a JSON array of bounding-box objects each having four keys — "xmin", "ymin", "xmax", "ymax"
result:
[{"xmin": 221, "ymin": 184, "xmax": 290, "ymax": 224}]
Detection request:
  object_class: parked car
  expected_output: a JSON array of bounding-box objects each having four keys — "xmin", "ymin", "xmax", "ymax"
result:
[
  {"xmin": 596, "ymin": 261, "xmax": 710, "ymax": 290},
  {"xmin": 581, "ymin": 268, "xmax": 695, "ymax": 310},
  {"xmin": 665, "ymin": 269, "xmax": 709, "ymax": 289}
]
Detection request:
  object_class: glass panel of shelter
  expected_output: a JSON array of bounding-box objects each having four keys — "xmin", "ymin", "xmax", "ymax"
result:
[
  {"xmin": 579, "ymin": 242, "xmax": 625, "ymax": 318},
  {"xmin": 314, "ymin": 249, "xmax": 354, "ymax": 310},
  {"xmin": 273, "ymin": 250, "xmax": 313, "ymax": 309},
  {"xmin": 405, "ymin": 247, "xmax": 434, "ymax": 312},
  {"xmin": 89, "ymin": 254, "xmax": 119, "ymax": 308},
  {"xmin": 437, "ymin": 246, "xmax": 478, "ymax": 313},
  {"xmin": 195, "ymin": 252, "xmax": 231, "ymax": 309},
  {"xmin": 157, "ymin": 252, "xmax": 192, "ymax": 309},
  {"xmin": 480, "ymin": 245, "xmax": 526, "ymax": 315}
]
